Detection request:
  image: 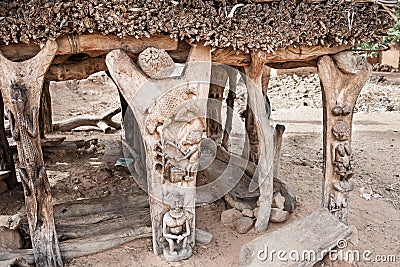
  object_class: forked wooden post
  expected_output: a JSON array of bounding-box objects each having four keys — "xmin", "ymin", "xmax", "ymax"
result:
[
  {"xmin": 106, "ymin": 44, "xmax": 211, "ymax": 261},
  {"xmin": 317, "ymin": 51, "xmax": 371, "ymax": 224},
  {"xmin": 243, "ymin": 51, "xmax": 275, "ymax": 231},
  {"xmin": 0, "ymin": 41, "xmax": 63, "ymax": 266}
]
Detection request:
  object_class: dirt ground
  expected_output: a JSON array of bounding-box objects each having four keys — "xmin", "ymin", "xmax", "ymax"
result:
[{"xmin": 0, "ymin": 71, "xmax": 399, "ymax": 266}]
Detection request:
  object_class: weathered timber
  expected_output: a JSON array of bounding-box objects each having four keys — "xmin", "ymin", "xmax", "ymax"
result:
[
  {"xmin": 239, "ymin": 208, "xmax": 353, "ymax": 267},
  {"xmin": 46, "ymin": 56, "xmax": 107, "ymax": 82},
  {"xmin": 40, "ymin": 80, "xmax": 52, "ymax": 136},
  {"xmin": 221, "ymin": 67, "xmax": 238, "ymax": 150},
  {"xmin": 0, "ymin": 41, "xmax": 63, "ymax": 266},
  {"xmin": 0, "ymin": 95, "xmax": 17, "ymax": 187},
  {"xmin": 317, "ymin": 51, "xmax": 371, "ymax": 224},
  {"xmin": 206, "ymin": 65, "xmax": 228, "ymax": 142},
  {"xmin": 106, "ymin": 44, "xmax": 211, "ymax": 260},
  {"xmin": 53, "ymin": 107, "xmax": 121, "ymax": 133},
  {"xmin": 1, "ymin": 37, "xmax": 350, "ymax": 67},
  {"xmin": 0, "ymin": 34, "xmax": 178, "ymax": 62},
  {"xmin": 137, "ymin": 47, "xmax": 175, "ymax": 79},
  {"xmin": 242, "ymin": 51, "xmax": 275, "ymax": 232},
  {"xmin": 273, "ymin": 125, "xmax": 285, "ymax": 181}
]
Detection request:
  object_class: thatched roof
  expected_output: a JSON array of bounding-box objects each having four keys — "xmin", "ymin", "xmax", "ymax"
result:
[{"xmin": 0, "ymin": 0, "xmax": 397, "ymax": 53}]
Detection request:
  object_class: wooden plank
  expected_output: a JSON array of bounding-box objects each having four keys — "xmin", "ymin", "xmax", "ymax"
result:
[{"xmin": 239, "ymin": 208, "xmax": 353, "ymax": 267}]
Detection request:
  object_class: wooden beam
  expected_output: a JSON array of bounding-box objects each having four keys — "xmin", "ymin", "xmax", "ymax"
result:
[
  {"xmin": 1, "ymin": 36, "xmax": 350, "ymax": 67},
  {"xmin": 46, "ymin": 56, "xmax": 107, "ymax": 81},
  {"xmin": 0, "ymin": 34, "xmax": 178, "ymax": 62}
]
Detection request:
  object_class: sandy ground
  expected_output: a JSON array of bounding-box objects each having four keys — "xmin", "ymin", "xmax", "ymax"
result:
[{"xmin": 0, "ymin": 71, "xmax": 399, "ymax": 266}]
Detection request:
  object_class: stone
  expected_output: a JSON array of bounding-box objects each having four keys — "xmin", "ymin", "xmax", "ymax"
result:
[
  {"xmin": 0, "ymin": 226, "xmax": 23, "ymax": 249},
  {"xmin": 242, "ymin": 209, "xmax": 254, "ymax": 218},
  {"xmin": 0, "ymin": 181, "xmax": 7, "ymax": 195},
  {"xmin": 272, "ymin": 192, "xmax": 285, "ymax": 210},
  {"xmin": 221, "ymin": 208, "xmax": 242, "ymax": 225},
  {"xmin": 195, "ymin": 229, "xmax": 213, "ymax": 244},
  {"xmin": 270, "ymin": 208, "xmax": 290, "ymax": 223},
  {"xmin": 234, "ymin": 217, "xmax": 254, "ymax": 234}
]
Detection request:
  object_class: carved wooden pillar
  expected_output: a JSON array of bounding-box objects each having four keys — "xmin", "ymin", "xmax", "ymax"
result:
[
  {"xmin": 106, "ymin": 45, "xmax": 211, "ymax": 261},
  {"xmin": 206, "ymin": 65, "xmax": 227, "ymax": 142},
  {"xmin": 0, "ymin": 41, "xmax": 63, "ymax": 266},
  {"xmin": 317, "ymin": 51, "xmax": 371, "ymax": 224},
  {"xmin": 243, "ymin": 51, "xmax": 275, "ymax": 232},
  {"xmin": 0, "ymin": 94, "xmax": 17, "ymax": 187}
]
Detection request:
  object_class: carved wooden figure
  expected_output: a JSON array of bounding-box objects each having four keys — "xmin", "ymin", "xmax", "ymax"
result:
[
  {"xmin": 317, "ymin": 51, "xmax": 371, "ymax": 224},
  {"xmin": 0, "ymin": 41, "xmax": 63, "ymax": 266},
  {"xmin": 106, "ymin": 45, "xmax": 211, "ymax": 260}
]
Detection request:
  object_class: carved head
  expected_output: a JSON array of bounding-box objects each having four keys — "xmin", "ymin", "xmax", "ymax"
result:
[
  {"xmin": 166, "ymin": 192, "xmax": 184, "ymax": 211},
  {"xmin": 183, "ymin": 130, "xmax": 202, "ymax": 145},
  {"xmin": 10, "ymin": 82, "xmax": 28, "ymax": 110},
  {"xmin": 332, "ymin": 121, "xmax": 350, "ymax": 141}
]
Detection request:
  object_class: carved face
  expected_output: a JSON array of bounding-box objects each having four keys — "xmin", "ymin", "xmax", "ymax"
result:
[
  {"xmin": 183, "ymin": 130, "xmax": 202, "ymax": 145},
  {"xmin": 10, "ymin": 82, "xmax": 28, "ymax": 110}
]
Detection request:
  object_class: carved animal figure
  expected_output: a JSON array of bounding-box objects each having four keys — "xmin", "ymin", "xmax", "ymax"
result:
[
  {"xmin": 145, "ymin": 87, "xmax": 197, "ymax": 134},
  {"xmin": 7, "ymin": 82, "xmax": 44, "ymax": 196}
]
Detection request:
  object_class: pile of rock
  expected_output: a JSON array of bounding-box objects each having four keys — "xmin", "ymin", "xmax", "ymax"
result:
[{"xmin": 220, "ymin": 192, "xmax": 291, "ymax": 234}]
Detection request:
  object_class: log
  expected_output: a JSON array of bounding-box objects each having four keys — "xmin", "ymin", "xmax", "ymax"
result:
[
  {"xmin": 137, "ymin": 47, "xmax": 175, "ymax": 79},
  {"xmin": 0, "ymin": 41, "xmax": 63, "ymax": 266},
  {"xmin": 53, "ymin": 107, "xmax": 121, "ymax": 133},
  {"xmin": 242, "ymin": 51, "xmax": 275, "ymax": 232},
  {"xmin": 239, "ymin": 208, "xmax": 353, "ymax": 267},
  {"xmin": 45, "ymin": 56, "xmax": 107, "ymax": 82},
  {"xmin": 0, "ymin": 34, "xmax": 178, "ymax": 62},
  {"xmin": 317, "ymin": 51, "xmax": 371, "ymax": 224},
  {"xmin": 0, "ymin": 36, "xmax": 350, "ymax": 67}
]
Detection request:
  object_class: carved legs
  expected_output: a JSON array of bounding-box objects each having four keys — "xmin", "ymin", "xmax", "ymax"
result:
[
  {"xmin": 0, "ymin": 41, "xmax": 63, "ymax": 266},
  {"xmin": 317, "ymin": 51, "xmax": 371, "ymax": 224},
  {"xmin": 106, "ymin": 45, "xmax": 211, "ymax": 261}
]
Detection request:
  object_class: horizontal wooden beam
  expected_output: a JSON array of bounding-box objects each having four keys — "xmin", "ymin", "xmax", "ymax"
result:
[{"xmin": 0, "ymin": 33, "xmax": 178, "ymax": 61}]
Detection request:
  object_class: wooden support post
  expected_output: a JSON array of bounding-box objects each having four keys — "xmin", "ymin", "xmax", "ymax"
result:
[
  {"xmin": 206, "ymin": 65, "xmax": 227, "ymax": 142},
  {"xmin": 106, "ymin": 45, "xmax": 211, "ymax": 261},
  {"xmin": 221, "ymin": 67, "xmax": 238, "ymax": 150},
  {"xmin": 317, "ymin": 51, "xmax": 371, "ymax": 224},
  {"xmin": 0, "ymin": 41, "xmax": 63, "ymax": 266},
  {"xmin": 40, "ymin": 80, "xmax": 53, "ymax": 138},
  {"xmin": 242, "ymin": 51, "xmax": 275, "ymax": 232},
  {"xmin": 0, "ymin": 95, "xmax": 17, "ymax": 187}
]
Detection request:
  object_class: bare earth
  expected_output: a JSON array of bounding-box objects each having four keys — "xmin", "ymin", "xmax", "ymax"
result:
[{"xmin": 0, "ymin": 72, "xmax": 399, "ymax": 266}]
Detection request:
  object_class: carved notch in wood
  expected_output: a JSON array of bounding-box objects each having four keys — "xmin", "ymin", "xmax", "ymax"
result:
[
  {"xmin": 106, "ymin": 45, "xmax": 211, "ymax": 261},
  {"xmin": 0, "ymin": 41, "xmax": 63, "ymax": 266},
  {"xmin": 317, "ymin": 51, "xmax": 371, "ymax": 224}
]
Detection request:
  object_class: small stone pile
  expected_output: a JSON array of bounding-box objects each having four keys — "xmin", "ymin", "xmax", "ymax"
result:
[{"xmin": 220, "ymin": 192, "xmax": 291, "ymax": 234}]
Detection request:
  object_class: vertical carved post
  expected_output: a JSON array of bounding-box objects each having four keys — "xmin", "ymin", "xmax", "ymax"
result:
[
  {"xmin": 0, "ymin": 41, "xmax": 63, "ymax": 266},
  {"xmin": 0, "ymin": 95, "xmax": 17, "ymax": 187},
  {"xmin": 221, "ymin": 67, "xmax": 238, "ymax": 150},
  {"xmin": 317, "ymin": 51, "xmax": 371, "ymax": 224},
  {"xmin": 243, "ymin": 51, "xmax": 275, "ymax": 231},
  {"xmin": 106, "ymin": 45, "xmax": 211, "ymax": 261}
]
